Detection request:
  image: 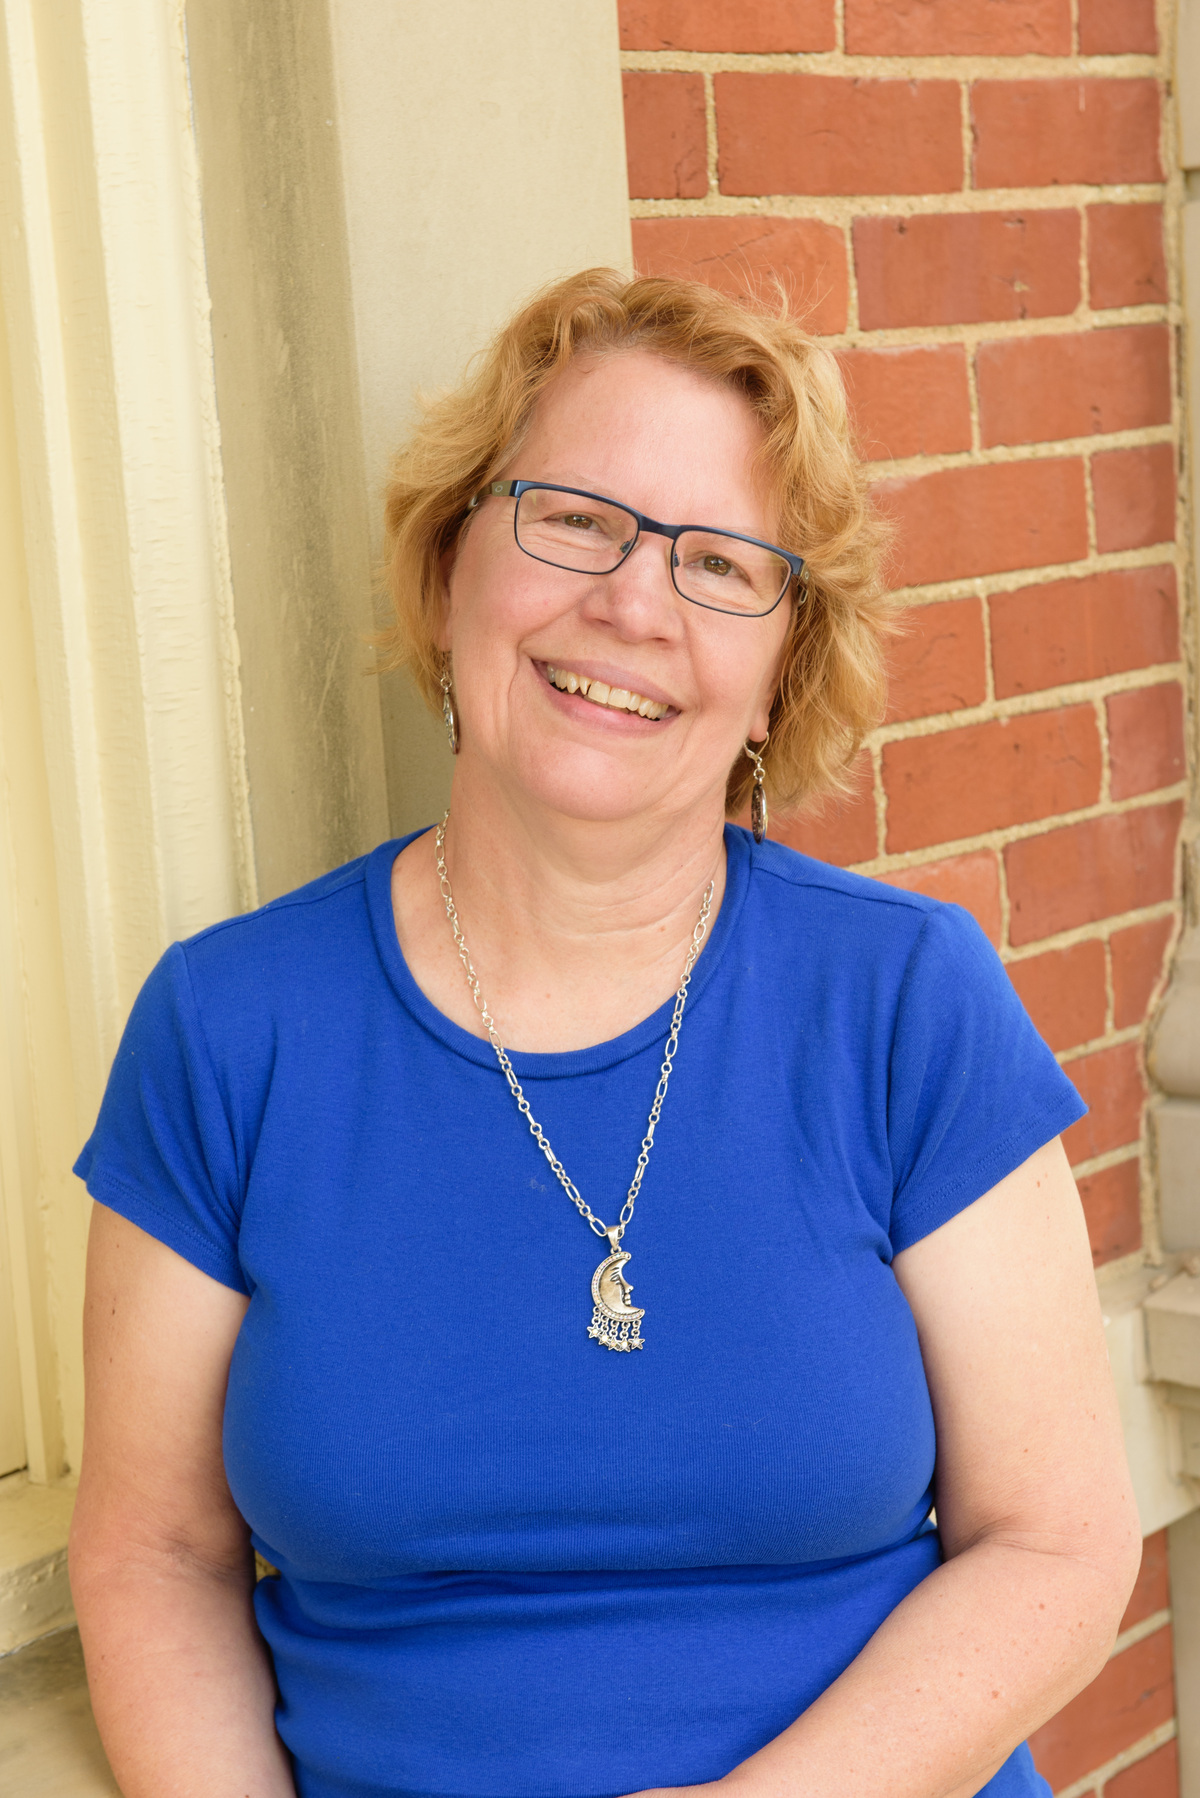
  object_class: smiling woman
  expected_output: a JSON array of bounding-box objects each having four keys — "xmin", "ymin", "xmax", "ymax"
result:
[
  {"xmin": 381, "ymin": 269, "xmax": 890, "ymax": 818},
  {"xmin": 69, "ymin": 269, "xmax": 1140, "ymax": 1798}
]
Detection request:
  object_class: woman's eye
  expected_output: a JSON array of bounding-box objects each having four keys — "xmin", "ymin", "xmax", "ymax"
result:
[
  {"xmin": 702, "ymin": 555, "xmax": 735, "ymax": 578},
  {"xmin": 557, "ymin": 513, "xmax": 598, "ymax": 532}
]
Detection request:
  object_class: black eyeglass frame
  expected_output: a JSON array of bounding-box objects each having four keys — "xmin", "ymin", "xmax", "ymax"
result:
[{"xmin": 467, "ymin": 479, "xmax": 807, "ymax": 618}]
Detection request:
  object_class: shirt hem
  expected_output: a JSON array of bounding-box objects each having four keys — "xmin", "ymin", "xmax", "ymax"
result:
[
  {"xmin": 889, "ymin": 1088, "xmax": 1086, "ymax": 1255},
  {"xmin": 76, "ymin": 1164, "xmax": 248, "ymax": 1294}
]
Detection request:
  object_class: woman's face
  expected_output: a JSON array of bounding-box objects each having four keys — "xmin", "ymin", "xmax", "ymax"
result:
[{"xmin": 441, "ymin": 348, "xmax": 793, "ymax": 829}]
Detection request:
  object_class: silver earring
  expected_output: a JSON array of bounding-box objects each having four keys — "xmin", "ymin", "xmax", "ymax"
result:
[
  {"xmin": 744, "ymin": 735, "xmax": 769, "ymax": 844},
  {"xmin": 440, "ymin": 663, "xmax": 460, "ymax": 755}
]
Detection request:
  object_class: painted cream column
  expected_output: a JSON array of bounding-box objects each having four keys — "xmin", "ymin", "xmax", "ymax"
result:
[
  {"xmin": 0, "ymin": 0, "xmax": 254, "ymax": 1480},
  {"xmin": 183, "ymin": 0, "xmax": 391, "ymax": 905}
]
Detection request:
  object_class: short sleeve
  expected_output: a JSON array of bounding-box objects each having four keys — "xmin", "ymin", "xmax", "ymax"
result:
[
  {"xmin": 887, "ymin": 904, "xmax": 1086, "ymax": 1254},
  {"xmin": 74, "ymin": 944, "xmax": 249, "ymax": 1293}
]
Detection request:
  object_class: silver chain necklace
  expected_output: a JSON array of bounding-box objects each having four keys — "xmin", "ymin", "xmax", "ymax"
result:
[{"xmin": 434, "ymin": 812, "xmax": 714, "ymax": 1351}]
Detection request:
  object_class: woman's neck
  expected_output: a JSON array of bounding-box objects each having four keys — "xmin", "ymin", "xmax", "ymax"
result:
[{"xmin": 390, "ymin": 761, "xmax": 729, "ymax": 1054}]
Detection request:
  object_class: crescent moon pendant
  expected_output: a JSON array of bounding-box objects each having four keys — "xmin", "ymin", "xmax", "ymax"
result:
[{"xmin": 588, "ymin": 1248, "xmax": 645, "ymax": 1351}]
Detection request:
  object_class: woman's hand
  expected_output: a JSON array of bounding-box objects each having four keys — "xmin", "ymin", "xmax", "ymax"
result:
[{"xmin": 70, "ymin": 1206, "xmax": 297, "ymax": 1797}]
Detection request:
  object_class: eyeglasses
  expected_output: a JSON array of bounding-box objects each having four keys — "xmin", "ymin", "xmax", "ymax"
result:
[{"xmin": 467, "ymin": 480, "xmax": 807, "ymax": 618}]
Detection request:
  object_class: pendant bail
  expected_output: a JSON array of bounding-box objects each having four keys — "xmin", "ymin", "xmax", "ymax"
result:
[{"xmin": 605, "ymin": 1225, "xmax": 622, "ymax": 1254}]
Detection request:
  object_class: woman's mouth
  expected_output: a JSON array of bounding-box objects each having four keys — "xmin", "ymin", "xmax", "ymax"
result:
[{"xmin": 543, "ymin": 664, "xmax": 671, "ymax": 721}]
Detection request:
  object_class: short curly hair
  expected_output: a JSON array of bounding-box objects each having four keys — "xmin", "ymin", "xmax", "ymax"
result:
[{"xmin": 379, "ymin": 267, "xmax": 892, "ymax": 815}]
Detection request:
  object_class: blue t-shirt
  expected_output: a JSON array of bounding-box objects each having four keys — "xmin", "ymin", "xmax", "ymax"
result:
[{"xmin": 76, "ymin": 827, "xmax": 1083, "ymax": 1798}]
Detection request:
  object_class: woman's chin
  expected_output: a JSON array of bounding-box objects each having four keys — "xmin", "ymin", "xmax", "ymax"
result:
[
  {"xmin": 516, "ymin": 776, "xmax": 672, "ymax": 827},
  {"xmin": 498, "ymin": 743, "xmax": 691, "ymax": 828}
]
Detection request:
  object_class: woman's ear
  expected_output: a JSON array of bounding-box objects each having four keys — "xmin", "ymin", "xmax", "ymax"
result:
[
  {"xmin": 434, "ymin": 546, "xmax": 456, "ymax": 652},
  {"xmin": 750, "ymin": 599, "xmax": 794, "ymax": 740},
  {"xmin": 748, "ymin": 657, "xmax": 785, "ymax": 741},
  {"xmin": 749, "ymin": 692, "xmax": 777, "ymax": 745}
]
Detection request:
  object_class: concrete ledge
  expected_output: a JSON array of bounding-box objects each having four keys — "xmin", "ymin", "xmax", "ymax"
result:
[
  {"xmin": 0, "ymin": 1626, "xmax": 118, "ymax": 1795},
  {"xmin": 0, "ymin": 1474, "xmax": 75, "ymax": 1654},
  {"xmin": 1146, "ymin": 1268, "xmax": 1200, "ymax": 1391},
  {"xmin": 1166, "ymin": 1385, "xmax": 1200, "ymax": 1480},
  {"xmin": 1101, "ymin": 1261, "xmax": 1200, "ymax": 1533}
]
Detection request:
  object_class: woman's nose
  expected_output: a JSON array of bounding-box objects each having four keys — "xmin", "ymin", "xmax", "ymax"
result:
[{"xmin": 581, "ymin": 532, "xmax": 680, "ymax": 633}]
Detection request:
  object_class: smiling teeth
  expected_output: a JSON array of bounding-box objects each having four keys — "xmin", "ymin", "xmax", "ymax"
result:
[{"xmin": 545, "ymin": 665, "xmax": 669, "ymax": 719}]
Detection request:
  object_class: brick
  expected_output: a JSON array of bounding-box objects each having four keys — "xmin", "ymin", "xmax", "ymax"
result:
[
  {"xmin": 1106, "ymin": 1738, "xmax": 1180, "ymax": 1798},
  {"xmin": 1062, "ymin": 1041, "xmax": 1146, "ymax": 1165},
  {"xmin": 1109, "ymin": 683, "xmax": 1186, "ymax": 800},
  {"xmin": 877, "ymin": 850, "xmax": 1002, "ymax": 945},
  {"xmin": 1007, "ymin": 939, "xmax": 1106, "ymax": 1052},
  {"xmin": 631, "ymin": 218, "xmax": 848, "ymax": 332},
  {"xmin": 845, "ymin": 0, "xmax": 1070, "ymax": 54},
  {"xmin": 1029, "ymin": 1620, "xmax": 1173, "ymax": 1789},
  {"xmin": 883, "ymin": 706, "xmax": 1101, "ymax": 853},
  {"xmin": 885, "ymin": 598, "xmax": 987, "ymax": 723},
  {"xmin": 622, "ymin": 73, "xmax": 707, "ymax": 199},
  {"xmin": 977, "ymin": 325, "xmax": 1171, "ymax": 448},
  {"xmin": 1122, "ymin": 1530, "xmax": 1170, "ymax": 1631},
  {"xmin": 838, "ymin": 345, "xmax": 972, "ymax": 460},
  {"xmin": 876, "ymin": 459, "xmax": 1087, "ymax": 589},
  {"xmin": 1093, "ymin": 443, "xmax": 1177, "ymax": 554},
  {"xmin": 716, "ymin": 74, "xmax": 962, "ymax": 196},
  {"xmin": 854, "ymin": 211, "xmax": 1080, "ymax": 330},
  {"xmin": 1005, "ymin": 803, "xmax": 1182, "ymax": 944},
  {"xmin": 1112, "ymin": 916, "xmax": 1175, "ymax": 1030},
  {"xmin": 1089, "ymin": 204, "xmax": 1168, "ymax": 310},
  {"xmin": 770, "ymin": 760, "xmax": 877, "ymax": 865},
  {"xmin": 619, "ymin": 0, "xmax": 836, "ymax": 50},
  {"xmin": 1079, "ymin": 0, "xmax": 1158, "ymax": 54},
  {"xmin": 972, "ymin": 80, "xmax": 1162, "ymax": 188},
  {"xmin": 990, "ymin": 566, "xmax": 1179, "ymax": 699},
  {"xmin": 1078, "ymin": 1158, "xmax": 1142, "ymax": 1266}
]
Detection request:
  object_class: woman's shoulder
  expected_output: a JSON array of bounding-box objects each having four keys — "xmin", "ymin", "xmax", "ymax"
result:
[
  {"xmin": 138, "ymin": 843, "xmax": 404, "ymax": 1076},
  {"xmin": 740, "ymin": 829, "xmax": 972, "ymax": 945},
  {"xmin": 178, "ymin": 842, "xmax": 397, "ymax": 992},
  {"xmin": 731, "ymin": 829, "xmax": 1010, "ymax": 1014}
]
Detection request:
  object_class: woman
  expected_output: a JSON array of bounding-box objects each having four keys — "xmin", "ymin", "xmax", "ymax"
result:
[{"xmin": 70, "ymin": 270, "xmax": 1139, "ymax": 1798}]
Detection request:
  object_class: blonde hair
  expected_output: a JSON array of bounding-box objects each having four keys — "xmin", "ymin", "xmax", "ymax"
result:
[{"xmin": 380, "ymin": 268, "xmax": 891, "ymax": 815}]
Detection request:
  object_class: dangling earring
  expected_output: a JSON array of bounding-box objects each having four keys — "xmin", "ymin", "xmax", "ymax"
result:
[
  {"xmin": 743, "ymin": 734, "xmax": 769, "ymax": 844},
  {"xmin": 440, "ymin": 660, "xmax": 460, "ymax": 755}
]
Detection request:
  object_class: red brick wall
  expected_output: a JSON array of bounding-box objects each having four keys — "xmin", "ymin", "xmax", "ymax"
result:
[
  {"xmin": 621, "ymin": 0, "xmax": 1184, "ymax": 1278},
  {"xmin": 620, "ymin": 3, "xmax": 1186, "ymax": 1791}
]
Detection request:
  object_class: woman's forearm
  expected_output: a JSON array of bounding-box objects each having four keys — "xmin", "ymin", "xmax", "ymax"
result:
[
  {"xmin": 71, "ymin": 1549, "xmax": 296, "ymax": 1798},
  {"xmin": 679, "ymin": 1535, "xmax": 1125, "ymax": 1798}
]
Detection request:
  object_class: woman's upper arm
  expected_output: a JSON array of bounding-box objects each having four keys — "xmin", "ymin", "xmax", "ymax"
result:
[
  {"xmin": 72, "ymin": 1202, "xmax": 251, "ymax": 1574},
  {"xmin": 892, "ymin": 1138, "xmax": 1141, "ymax": 1583}
]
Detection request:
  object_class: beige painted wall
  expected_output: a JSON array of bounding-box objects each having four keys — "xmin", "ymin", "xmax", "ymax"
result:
[{"xmin": 328, "ymin": 0, "xmax": 633, "ymax": 833}]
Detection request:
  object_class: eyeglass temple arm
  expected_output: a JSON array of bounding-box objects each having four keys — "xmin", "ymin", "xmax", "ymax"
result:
[{"xmin": 466, "ymin": 481, "xmax": 519, "ymax": 509}]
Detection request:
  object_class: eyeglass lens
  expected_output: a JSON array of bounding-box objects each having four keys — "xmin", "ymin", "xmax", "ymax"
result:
[{"xmin": 513, "ymin": 487, "xmax": 790, "ymax": 616}]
